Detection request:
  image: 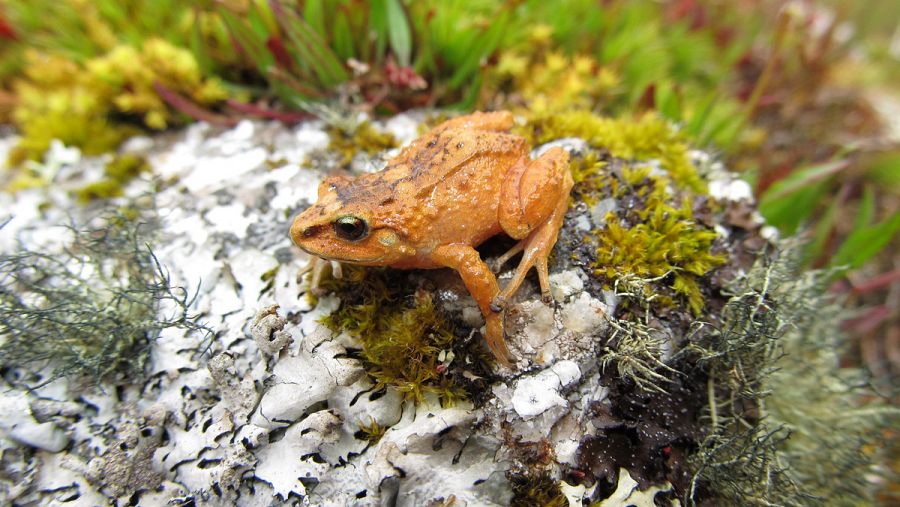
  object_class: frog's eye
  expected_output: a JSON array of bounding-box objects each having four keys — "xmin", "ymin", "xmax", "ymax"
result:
[{"xmin": 333, "ymin": 216, "xmax": 369, "ymax": 241}]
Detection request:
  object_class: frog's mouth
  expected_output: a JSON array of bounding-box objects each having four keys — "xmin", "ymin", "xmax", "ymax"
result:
[{"xmin": 296, "ymin": 244, "xmax": 386, "ymax": 265}]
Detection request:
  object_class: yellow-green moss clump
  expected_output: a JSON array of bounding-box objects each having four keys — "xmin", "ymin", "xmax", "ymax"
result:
[
  {"xmin": 540, "ymin": 111, "xmax": 723, "ymax": 315},
  {"xmin": 356, "ymin": 417, "xmax": 387, "ymax": 445},
  {"xmin": 522, "ymin": 110, "xmax": 705, "ymax": 193},
  {"xmin": 75, "ymin": 154, "xmax": 151, "ymax": 203},
  {"xmin": 318, "ymin": 266, "xmax": 464, "ymax": 405},
  {"xmin": 508, "ymin": 472, "xmax": 568, "ymax": 507},
  {"xmin": 595, "ymin": 167, "xmax": 725, "ymax": 315},
  {"xmin": 327, "ymin": 121, "xmax": 398, "ymax": 168},
  {"xmin": 8, "ymin": 39, "xmax": 226, "ymax": 166},
  {"xmin": 485, "ymin": 25, "xmax": 618, "ymax": 115}
]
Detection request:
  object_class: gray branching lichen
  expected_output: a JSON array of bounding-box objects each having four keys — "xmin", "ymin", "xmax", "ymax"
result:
[
  {"xmin": 685, "ymin": 244, "xmax": 899, "ymax": 506},
  {"xmin": 0, "ymin": 211, "xmax": 211, "ymax": 387}
]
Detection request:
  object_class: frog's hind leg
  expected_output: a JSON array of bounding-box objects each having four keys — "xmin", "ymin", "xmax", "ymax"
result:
[{"xmin": 494, "ymin": 147, "xmax": 573, "ymax": 311}]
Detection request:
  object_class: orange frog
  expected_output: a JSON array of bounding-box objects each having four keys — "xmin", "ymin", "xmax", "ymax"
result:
[{"xmin": 290, "ymin": 111, "xmax": 573, "ymax": 367}]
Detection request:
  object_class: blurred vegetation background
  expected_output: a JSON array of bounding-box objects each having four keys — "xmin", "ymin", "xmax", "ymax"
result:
[{"xmin": 0, "ymin": 0, "xmax": 898, "ymax": 499}]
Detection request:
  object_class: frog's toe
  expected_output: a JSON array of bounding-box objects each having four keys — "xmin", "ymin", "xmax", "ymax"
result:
[{"xmin": 541, "ymin": 290, "xmax": 553, "ymax": 305}]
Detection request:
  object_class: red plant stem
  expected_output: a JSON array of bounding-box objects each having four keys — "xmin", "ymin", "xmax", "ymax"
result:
[
  {"xmin": 225, "ymin": 99, "xmax": 313, "ymax": 123},
  {"xmin": 842, "ymin": 305, "xmax": 891, "ymax": 335},
  {"xmin": 851, "ymin": 269, "xmax": 900, "ymax": 295},
  {"xmin": 153, "ymin": 82, "xmax": 236, "ymax": 127}
]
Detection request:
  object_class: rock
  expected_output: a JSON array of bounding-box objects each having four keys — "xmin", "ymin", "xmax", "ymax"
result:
[{"xmin": 9, "ymin": 422, "xmax": 69, "ymax": 453}]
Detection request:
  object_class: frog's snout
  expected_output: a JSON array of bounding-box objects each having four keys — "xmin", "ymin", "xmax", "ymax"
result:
[{"xmin": 289, "ymin": 216, "xmax": 313, "ymax": 246}]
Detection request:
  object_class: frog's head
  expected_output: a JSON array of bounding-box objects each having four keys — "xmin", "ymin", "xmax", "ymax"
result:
[{"xmin": 290, "ymin": 176, "xmax": 413, "ymax": 266}]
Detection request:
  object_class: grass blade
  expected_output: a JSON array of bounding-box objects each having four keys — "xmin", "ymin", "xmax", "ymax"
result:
[
  {"xmin": 759, "ymin": 159, "xmax": 849, "ymax": 203},
  {"xmin": 270, "ymin": 0, "xmax": 348, "ymax": 86},
  {"xmin": 830, "ymin": 210, "xmax": 900, "ymax": 272},
  {"xmin": 385, "ymin": 0, "xmax": 411, "ymax": 66}
]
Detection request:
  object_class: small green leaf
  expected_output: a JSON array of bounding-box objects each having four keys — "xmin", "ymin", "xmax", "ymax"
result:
[
  {"xmin": 759, "ymin": 179, "xmax": 830, "ymax": 235},
  {"xmin": 220, "ymin": 10, "xmax": 273, "ymax": 73},
  {"xmin": 806, "ymin": 197, "xmax": 839, "ymax": 265},
  {"xmin": 332, "ymin": 11, "xmax": 355, "ymax": 60},
  {"xmin": 303, "ymin": 0, "xmax": 326, "ymax": 40},
  {"xmin": 830, "ymin": 211, "xmax": 900, "ymax": 272},
  {"xmin": 369, "ymin": 0, "xmax": 389, "ymax": 65},
  {"xmin": 275, "ymin": 4, "xmax": 348, "ymax": 86},
  {"xmin": 655, "ymin": 81, "xmax": 682, "ymax": 121},
  {"xmin": 865, "ymin": 152, "xmax": 900, "ymax": 188},
  {"xmin": 760, "ymin": 159, "xmax": 849, "ymax": 203},
  {"xmin": 385, "ymin": 0, "xmax": 411, "ymax": 66},
  {"xmin": 448, "ymin": 9, "xmax": 510, "ymax": 90},
  {"xmin": 853, "ymin": 186, "xmax": 875, "ymax": 231},
  {"xmin": 189, "ymin": 11, "xmax": 214, "ymax": 75}
]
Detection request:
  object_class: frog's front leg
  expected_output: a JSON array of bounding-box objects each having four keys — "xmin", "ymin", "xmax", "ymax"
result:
[
  {"xmin": 299, "ymin": 256, "xmax": 343, "ymax": 296},
  {"xmin": 431, "ymin": 244, "xmax": 514, "ymax": 367},
  {"xmin": 494, "ymin": 146, "xmax": 573, "ymax": 310}
]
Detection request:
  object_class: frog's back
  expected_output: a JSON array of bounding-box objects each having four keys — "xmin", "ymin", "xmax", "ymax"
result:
[
  {"xmin": 385, "ymin": 129, "xmax": 528, "ymax": 247},
  {"xmin": 395, "ymin": 128, "xmax": 528, "ymax": 197}
]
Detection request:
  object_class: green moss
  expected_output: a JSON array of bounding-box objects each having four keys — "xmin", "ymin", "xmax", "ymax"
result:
[
  {"xmin": 9, "ymin": 40, "xmax": 225, "ymax": 166},
  {"xmin": 356, "ymin": 417, "xmax": 387, "ymax": 445},
  {"xmin": 522, "ymin": 111, "xmax": 705, "ymax": 193},
  {"xmin": 508, "ymin": 472, "xmax": 568, "ymax": 507},
  {"xmin": 75, "ymin": 154, "xmax": 150, "ymax": 204},
  {"xmin": 593, "ymin": 170, "xmax": 725, "ymax": 316},
  {"xmin": 260, "ymin": 266, "xmax": 279, "ymax": 294},
  {"xmin": 318, "ymin": 266, "xmax": 465, "ymax": 405},
  {"xmin": 328, "ymin": 121, "xmax": 398, "ymax": 168},
  {"xmin": 567, "ymin": 151, "xmax": 608, "ymax": 207}
]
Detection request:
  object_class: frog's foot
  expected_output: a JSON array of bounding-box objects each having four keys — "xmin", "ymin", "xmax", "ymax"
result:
[
  {"xmin": 496, "ymin": 146, "xmax": 573, "ymax": 309},
  {"xmin": 492, "ymin": 230, "xmax": 555, "ymax": 309}
]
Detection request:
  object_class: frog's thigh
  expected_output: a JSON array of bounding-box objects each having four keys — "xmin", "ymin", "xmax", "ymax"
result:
[
  {"xmin": 431, "ymin": 244, "xmax": 513, "ymax": 367},
  {"xmin": 499, "ymin": 147, "xmax": 570, "ymax": 239},
  {"xmin": 493, "ymin": 147, "xmax": 573, "ymax": 309}
]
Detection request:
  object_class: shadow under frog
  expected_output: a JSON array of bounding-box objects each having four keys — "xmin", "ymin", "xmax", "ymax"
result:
[{"xmin": 290, "ymin": 111, "xmax": 573, "ymax": 367}]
